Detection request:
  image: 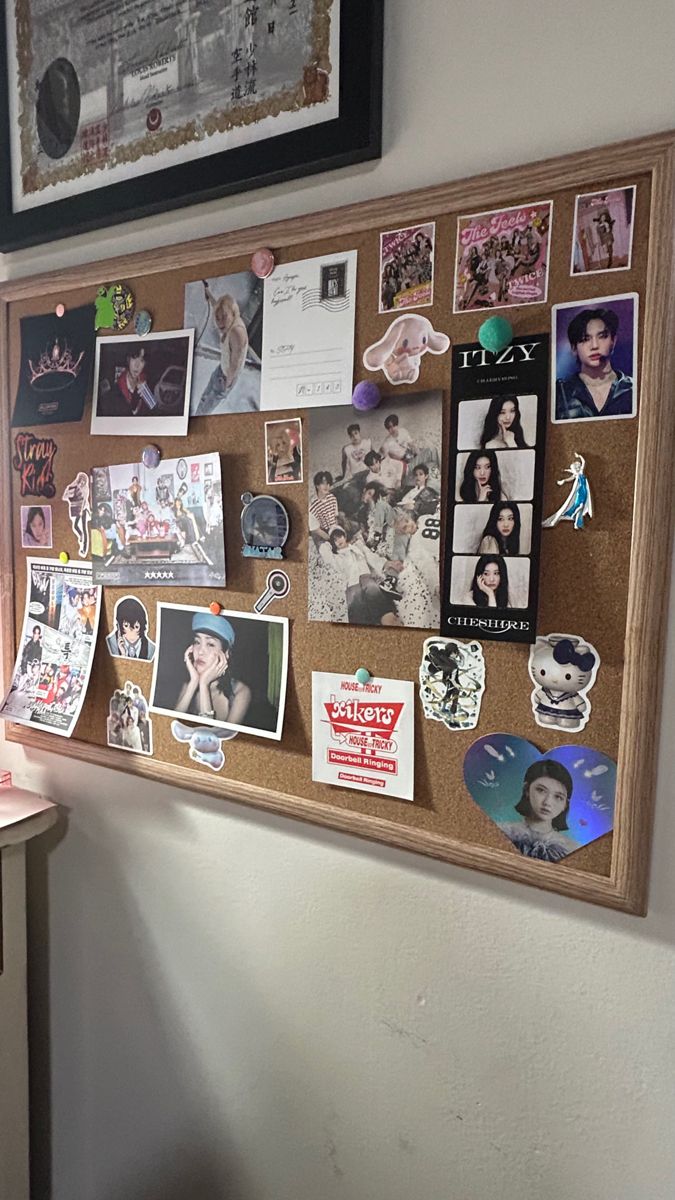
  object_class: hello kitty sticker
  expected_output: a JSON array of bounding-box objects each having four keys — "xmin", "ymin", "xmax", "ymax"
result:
[{"xmin": 528, "ymin": 633, "xmax": 600, "ymax": 733}]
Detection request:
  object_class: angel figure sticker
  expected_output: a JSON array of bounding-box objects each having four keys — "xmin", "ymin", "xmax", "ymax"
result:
[{"xmin": 542, "ymin": 453, "xmax": 592, "ymax": 530}]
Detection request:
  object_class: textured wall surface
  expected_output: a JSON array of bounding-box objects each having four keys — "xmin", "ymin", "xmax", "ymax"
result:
[{"xmin": 1, "ymin": 3, "xmax": 675, "ymax": 1198}]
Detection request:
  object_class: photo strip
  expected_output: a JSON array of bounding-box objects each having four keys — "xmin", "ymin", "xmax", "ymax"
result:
[
  {"xmin": 308, "ymin": 391, "xmax": 443, "ymax": 629},
  {"xmin": 441, "ymin": 338, "xmax": 549, "ymax": 644},
  {"xmin": 90, "ymin": 452, "xmax": 225, "ymax": 588},
  {"xmin": 150, "ymin": 605, "xmax": 289, "ymax": 741}
]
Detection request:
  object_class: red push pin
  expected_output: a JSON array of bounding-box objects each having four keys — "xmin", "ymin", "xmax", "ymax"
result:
[{"xmin": 209, "ymin": 601, "xmax": 221, "ymax": 615}]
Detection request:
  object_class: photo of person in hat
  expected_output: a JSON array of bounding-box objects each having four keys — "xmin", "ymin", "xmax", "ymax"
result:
[{"xmin": 174, "ymin": 611, "xmax": 252, "ymax": 725}]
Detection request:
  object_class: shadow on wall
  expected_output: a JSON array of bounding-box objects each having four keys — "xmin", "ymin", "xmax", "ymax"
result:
[{"xmin": 26, "ymin": 812, "xmax": 253, "ymax": 1200}]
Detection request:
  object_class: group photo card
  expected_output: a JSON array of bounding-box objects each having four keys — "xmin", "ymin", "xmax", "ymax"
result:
[
  {"xmin": 150, "ymin": 606, "xmax": 289, "ymax": 742},
  {"xmin": 453, "ymin": 201, "xmax": 552, "ymax": 313},
  {"xmin": 90, "ymin": 451, "xmax": 225, "ymax": 588},
  {"xmin": 441, "ymin": 337, "xmax": 549, "ymax": 644},
  {"xmin": 90, "ymin": 330, "xmax": 194, "ymax": 436},
  {"xmin": 308, "ymin": 391, "xmax": 443, "ymax": 629},
  {"xmin": 0, "ymin": 558, "xmax": 101, "ymax": 738}
]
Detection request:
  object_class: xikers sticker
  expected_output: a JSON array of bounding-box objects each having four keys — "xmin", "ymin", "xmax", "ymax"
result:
[{"xmin": 441, "ymin": 336, "xmax": 549, "ymax": 644}]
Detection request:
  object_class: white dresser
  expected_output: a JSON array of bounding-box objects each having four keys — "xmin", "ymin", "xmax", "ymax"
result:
[{"xmin": 0, "ymin": 791, "xmax": 56, "ymax": 1200}]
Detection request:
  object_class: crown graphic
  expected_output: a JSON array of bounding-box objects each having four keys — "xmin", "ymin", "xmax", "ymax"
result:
[{"xmin": 29, "ymin": 339, "xmax": 85, "ymax": 385}]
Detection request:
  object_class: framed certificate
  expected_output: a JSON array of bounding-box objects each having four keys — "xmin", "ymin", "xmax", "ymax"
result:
[{"xmin": 0, "ymin": 0, "xmax": 383, "ymax": 250}]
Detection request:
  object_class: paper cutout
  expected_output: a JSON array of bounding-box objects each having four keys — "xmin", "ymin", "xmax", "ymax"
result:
[
  {"xmin": 253, "ymin": 570, "xmax": 291, "ymax": 614},
  {"xmin": 312, "ymin": 670, "xmax": 415, "ymax": 801},
  {"xmin": 542, "ymin": 453, "xmax": 592, "ymax": 530},
  {"xmin": 419, "ymin": 637, "xmax": 485, "ymax": 731},
  {"xmin": 106, "ymin": 595, "xmax": 156, "ymax": 661},
  {"xmin": 464, "ymin": 733, "xmax": 616, "ymax": 862},
  {"xmin": 0, "ymin": 557, "xmax": 101, "ymax": 739},
  {"xmin": 12, "ymin": 433, "xmax": 57, "ymax": 498},
  {"xmin": 107, "ymin": 681, "xmax": 153, "ymax": 756},
  {"xmin": 528, "ymin": 633, "xmax": 599, "ymax": 732},
  {"xmin": 62, "ymin": 471, "xmax": 91, "ymax": 558},
  {"xmin": 363, "ymin": 314, "xmax": 450, "ymax": 385},
  {"xmin": 95, "ymin": 283, "xmax": 135, "ymax": 331}
]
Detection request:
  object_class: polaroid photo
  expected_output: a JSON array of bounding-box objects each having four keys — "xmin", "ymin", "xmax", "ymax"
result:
[
  {"xmin": 379, "ymin": 222, "xmax": 435, "ymax": 313},
  {"xmin": 20, "ymin": 504, "xmax": 53, "ymax": 550},
  {"xmin": 453, "ymin": 201, "xmax": 552, "ymax": 313},
  {"xmin": 265, "ymin": 418, "xmax": 303, "ymax": 485},
  {"xmin": 150, "ymin": 604, "xmax": 289, "ymax": 741},
  {"xmin": 571, "ymin": 186, "xmax": 636, "ymax": 276},
  {"xmin": 90, "ymin": 329, "xmax": 194, "ymax": 436},
  {"xmin": 552, "ymin": 293, "xmax": 638, "ymax": 423},
  {"xmin": 184, "ymin": 271, "xmax": 263, "ymax": 416},
  {"xmin": 107, "ymin": 681, "xmax": 153, "ymax": 756}
]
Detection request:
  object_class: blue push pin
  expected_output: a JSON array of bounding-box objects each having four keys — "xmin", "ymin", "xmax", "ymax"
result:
[
  {"xmin": 355, "ymin": 667, "xmax": 371, "ymax": 685},
  {"xmin": 478, "ymin": 315, "xmax": 513, "ymax": 354}
]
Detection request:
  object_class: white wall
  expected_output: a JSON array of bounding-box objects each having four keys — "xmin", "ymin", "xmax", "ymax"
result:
[{"xmin": 2, "ymin": 3, "xmax": 675, "ymax": 1198}]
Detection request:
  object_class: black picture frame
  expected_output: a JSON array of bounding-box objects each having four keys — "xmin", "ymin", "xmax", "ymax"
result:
[{"xmin": 0, "ymin": 0, "xmax": 383, "ymax": 252}]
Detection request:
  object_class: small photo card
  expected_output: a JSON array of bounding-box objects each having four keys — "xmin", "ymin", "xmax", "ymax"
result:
[
  {"xmin": 91, "ymin": 329, "xmax": 194, "ymax": 437},
  {"xmin": 571, "ymin": 186, "xmax": 636, "ymax": 275},
  {"xmin": 20, "ymin": 504, "xmax": 52, "ymax": 549},
  {"xmin": 265, "ymin": 417, "xmax": 303, "ymax": 484},
  {"xmin": 379, "ymin": 221, "xmax": 435, "ymax": 313},
  {"xmin": 107, "ymin": 681, "xmax": 153, "ymax": 756},
  {"xmin": 312, "ymin": 671, "xmax": 415, "ymax": 801},
  {"xmin": 552, "ymin": 293, "xmax": 638, "ymax": 422}
]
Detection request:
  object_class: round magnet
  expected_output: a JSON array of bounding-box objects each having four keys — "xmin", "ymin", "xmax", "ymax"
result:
[
  {"xmin": 355, "ymin": 667, "xmax": 371, "ymax": 685},
  {"xmin": 141, "ymin": 443, "xmax": 161, "ymax": 470},
  {"xmin": 58, "ymin": 550, "xmax": 69, "ymax": 564},
  {"xmin": 134, "ymin": 309, "xmax": 152, "ymax": 336},
  {"xmin": 209, "ymin": 601, "xmax": 221, "ymax": 616},
  {"xmin": 478, "ymin": 315, "xmax": 513, "ymax": 354},
  {"xmin": 55, "ymin": 302, "xmax": 65, "ymax": 318},
  {"xmin": 251, "ymin": 247, "xmax": 275, "ymax": 279}
]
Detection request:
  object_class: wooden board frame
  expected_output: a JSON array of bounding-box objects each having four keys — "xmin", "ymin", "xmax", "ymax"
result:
[{"xmin": 1, "ymin": 130, "xmax": 674, "ymax": 915}]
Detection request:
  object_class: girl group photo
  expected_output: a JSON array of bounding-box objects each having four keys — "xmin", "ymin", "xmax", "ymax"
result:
[
  {"xmin": 308, "ymin": 393, "xmax": 443, "ymax": 629},
  {"xmin": 449, "ymin": 394, "xmax": 539, "ymax": 611}
]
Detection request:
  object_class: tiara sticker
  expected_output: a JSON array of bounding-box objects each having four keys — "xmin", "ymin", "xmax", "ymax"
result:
[{"xmin": 528, "ymin": 633, "xmax": 600, "ymax": 732}]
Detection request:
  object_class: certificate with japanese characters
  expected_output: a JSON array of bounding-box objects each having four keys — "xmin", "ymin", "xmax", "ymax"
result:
[
  {"xmin": 312, "ymin": 671, "xmax": 415, "ymax": 801},
  {"xmin": 261, "ymin": 250, "xmax": 358, "ymax": 410}
]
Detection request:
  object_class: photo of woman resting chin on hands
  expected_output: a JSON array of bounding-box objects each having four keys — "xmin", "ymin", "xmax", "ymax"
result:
[{"xmin": 175, "ymin": 613, "xmax": 251, "ymax": 725}]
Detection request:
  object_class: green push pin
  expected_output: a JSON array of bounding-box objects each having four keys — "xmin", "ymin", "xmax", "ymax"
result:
[
  {"xmin": 355, "ymin": 667, "xmax": 371, "ymax": 685},
  {"xmin": 478, "ymin": 315, "xmax": 513, "ymax": 354}
]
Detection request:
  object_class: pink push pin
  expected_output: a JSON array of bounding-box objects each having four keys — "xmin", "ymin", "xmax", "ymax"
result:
[
  {"xmin": 55, "ymin": 302, "xmax": 65, "ymax": 317},
  {"xmin": 251, "ymin": 247, "xmax": 275, "ymax": 279}
]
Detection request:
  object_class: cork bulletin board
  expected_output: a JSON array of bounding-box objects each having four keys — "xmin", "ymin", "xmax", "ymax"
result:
[{"xmin": 1, "ymin": 131, "xmax": 674, "ymax": 914}]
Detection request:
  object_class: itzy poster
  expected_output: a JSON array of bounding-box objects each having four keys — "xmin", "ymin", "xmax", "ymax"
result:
[
  {"xmin": 441, "ymin": 336, "xmax": 549, "ymax": 644},
  {"xmin": 454, "ymin": 202, "xmax": 552, "ymax": 312},
  {"xmin": 312, "ymin": 672, "xmax": 415, "ymax": 801},
  {"xmin": 0, "ymin": 558, "xmax": 101, "ymax": 737}
]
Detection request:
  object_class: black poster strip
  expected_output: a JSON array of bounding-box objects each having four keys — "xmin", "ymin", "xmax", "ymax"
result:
[{"xmin": 441, "ymin": 335, "xmax": 549, "ymax": 644}]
